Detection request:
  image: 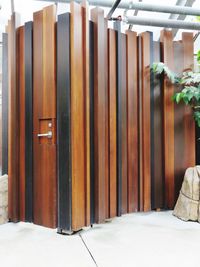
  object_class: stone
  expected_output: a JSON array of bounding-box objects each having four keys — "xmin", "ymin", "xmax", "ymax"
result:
[
  {"xmin": 173, "ymin": 166, "xmax": 200, "ymax": 222},
  {"xmin": 0, "ymin": 175, "xmax": 8, "ymax": 225}
]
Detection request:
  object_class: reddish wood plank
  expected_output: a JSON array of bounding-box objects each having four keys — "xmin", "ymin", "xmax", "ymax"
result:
[
  {"xmin": 121, "ymin": 33, "xmax": 128, "ymax": 214},
  {"xmin": 33, "ymin": 5, "xmax": 57, "ymax": 228},
  {"xmin": 71, "ymin": 2, "xmax": 86, "ymax": 230},
  {"xmin": 140, "ymin": 32, "xmax": 151, "ymax": 211},
  {"xmin": 18, "ymin": 26, "xmax": 25, "ymax": 222},
  {"xmin": 8, "ymin": 13, "xmax": 20, "ymax": 222},
  {"xmin": 104, "ymin": 19, "xmax": 109, "ymax": 219},
  {"xmin": 91, "ymin": 7, "xmax": 106, "ymax": 223},
  {"xmin": 108, "ymin": 29, "xmax": 117, "ymax": 218},
  {"xmin": 182, "ymin": 33, "xmax": 195, "ymax": 169},
  {"xmin": 126, "ymin": 30, "xmax": 139, "ymax": 212},
  {"xmin": 81, "ymin": 0, "xmax": 90, "ymax": 227},
  {"xmin": 160, "ymin": 30, "xmax": 175, "ymax": 209}
]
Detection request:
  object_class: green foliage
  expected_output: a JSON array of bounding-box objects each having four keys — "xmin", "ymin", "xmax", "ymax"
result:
[
  {"xmin": 197, "ymin": 50, "xmax": 200, "ymax": 66},
  {"xmin": 152, "ymin": 62, "xmax": 200, "ymax": 127}
]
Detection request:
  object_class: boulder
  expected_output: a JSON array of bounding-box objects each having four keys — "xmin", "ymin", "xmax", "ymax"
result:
[
  {"xmin": 0, "ymin": 175, "xmax": 8, "ymax": 225},
  {"xmin": 173, "ymin": 166, "xmax": 200, "ymax": 222}
]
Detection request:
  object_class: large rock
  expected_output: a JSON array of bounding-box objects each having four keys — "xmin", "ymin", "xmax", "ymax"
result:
[
  {"xmin": 173, "ymin": 166, "xmax": 200, "ymax": 222},
  {"xmin": 0, "ymin": 175, "xmax": 8, "ymax": 225}
]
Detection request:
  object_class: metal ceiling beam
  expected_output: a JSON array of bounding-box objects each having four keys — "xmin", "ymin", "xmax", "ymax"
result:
[
  {"xmin": 129, "ymin": 0, "xmax": 142, "ymax": 31},
  {"xmin": 35, "ymin": 0, "xmax": 200, "ymax": 16},
  {"xmin": 168, "ymin": 0, "xmax": 196, "ymax": 38},
  {"xmin": 125, "ymin": 16, "xmax": 200, "ymax": 30},
  {"xmin": 107, "ymin": 0, "xmax": 121, "ymax": 20}
]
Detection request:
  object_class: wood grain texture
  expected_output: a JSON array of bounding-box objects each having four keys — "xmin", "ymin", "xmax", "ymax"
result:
[
  {"xmin": 8, "ymin": 13, "xmax": 20, "ymax": 222},
  {"xmin": 70, "ymin": 2, "xmax": 86, "ymax": 230},
  {"xmin": 81, "ymin": 0, "xmax": 91, "ymax": 226},
  {"xmin": 126, "ymin": 31, "xmax": 139, "ymax": 212},
  {"xmin": 140, "ymin": 32, "xmax": 151, "ymax": 211},
  {"xmin": 108, "ymin": 29, "xmax": 117, "ymax": 218},
  {"xmin": 182, "ymin": 33, "xmax": 195, "ymax": 169},
  {"xmin": 160, "ymin": 30, "xmax": 175, "ymax": 209},
  {"xmin": 33, "ymin": 6, "xmax": 57, "ymax": 228},
  {"xmin": 91, "ymin": 7, "xmax": 106, "ymax": 223},
  {"xmin": 121, "ymin": 33, "xmax": 128, "ymax": 214},
  {"xmin": 104, "ymin": 18, "xmax": 109, "ymax": 219},
  {"xmin": 18, "ymin": 26, "xmax": 25, "ymax": 222},
  {"xmin": 152, "ymin": 41, "xmax": 164, "ymax": 209}
]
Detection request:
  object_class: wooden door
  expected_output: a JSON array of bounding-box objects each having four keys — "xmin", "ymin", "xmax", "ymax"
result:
[{"xmin": 33, "ymin": 5, "xmax": 57, "ymax": 228}]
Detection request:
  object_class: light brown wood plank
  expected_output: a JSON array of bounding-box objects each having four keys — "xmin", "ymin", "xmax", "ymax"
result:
[{"xmin": 71, "ymin": 2, "xmax": 86, "ymax": 230}]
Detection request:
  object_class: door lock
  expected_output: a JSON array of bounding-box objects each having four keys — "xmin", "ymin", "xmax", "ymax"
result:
[{"xmin": 37, "ymin": 131, "xmax": 53, "ymax": 139}]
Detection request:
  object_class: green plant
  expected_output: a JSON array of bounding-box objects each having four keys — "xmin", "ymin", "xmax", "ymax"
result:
[{"xmin": 152, "ymin": 62, "xmax": 200, "ymax": 127}]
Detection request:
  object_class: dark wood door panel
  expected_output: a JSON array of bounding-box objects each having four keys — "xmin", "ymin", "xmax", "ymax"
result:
[{"xmin": 33, "ymin": 5, "xmax": 57, "ymax": 228}]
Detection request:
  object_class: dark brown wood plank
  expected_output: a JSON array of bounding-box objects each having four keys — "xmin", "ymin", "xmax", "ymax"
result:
[
  {"xmin": 173, "ymin": 41, "xmax": 185, "ymax": 201},
  {"xmin": 126, "ymin": 30, "xmax": 139, "ymax": 212},
  {"xmin": 18, "ymin": 26, "xmax": 25, "ymax": 222},
  {"xmin": 152, "ymin": 41, "xmax": 164, "ymax": 209},
  {"xmin": 160, "ymin": 30, "xmax": 175, "ymax": 209},
  {"xmin": 71, "ymin": 2, "xmax": 86, "ymax": 230},
  {"xmin": 140, "ymin": 32, "xmax": 151, "ymax": 211},
  {"xmin": 91, "ymin": 7, "xmax": 106, "ymax": 223},
  {"xmin": 108, "ymin": 29, "xmax": 117, "ymax": 218},
  {"xmin": 121, "ymin": 33, "xmax": 128, "ymax": 214},
  {"xmin": 8, "ymin": 13, "xmax": 20, "ymax": 222}
]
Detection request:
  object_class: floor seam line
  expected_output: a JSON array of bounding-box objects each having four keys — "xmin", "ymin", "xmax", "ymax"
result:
[{"xmin": 79, "ymin": 233, "xmax": 98, "ymax": 267}]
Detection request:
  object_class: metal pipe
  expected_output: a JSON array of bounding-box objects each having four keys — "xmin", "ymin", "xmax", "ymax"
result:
[
  {"xmin": 107, "ymin": 0, "xmax": 121, "ymax": 20},
  {"xmin": 36, "ymin": 0, "xmax": 200, "ymax": 16},
  {"xmin": 125, "ymin": 16, "xmax": 200, "ymax": 30}
]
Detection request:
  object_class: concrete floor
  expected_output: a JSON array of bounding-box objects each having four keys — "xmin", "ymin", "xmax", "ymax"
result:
[{"xmin": 0, "ymin": 211, "xmax": 200, "ymax": 267}]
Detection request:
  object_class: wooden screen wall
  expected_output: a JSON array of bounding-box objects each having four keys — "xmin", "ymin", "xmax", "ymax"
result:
[{"xmin": 4, "ymin": 2, "xmax": 195, "ymax": 231}]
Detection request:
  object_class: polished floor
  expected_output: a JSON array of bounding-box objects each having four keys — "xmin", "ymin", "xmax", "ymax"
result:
[{"xmin": 0, "ymin": 211, "xmax": 200, "ymax": 267}]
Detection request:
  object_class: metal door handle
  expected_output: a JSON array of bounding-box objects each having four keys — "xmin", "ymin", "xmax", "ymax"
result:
[{"xmin": 37, "ymin": 131, "xmax": 52, "ymax": 139}]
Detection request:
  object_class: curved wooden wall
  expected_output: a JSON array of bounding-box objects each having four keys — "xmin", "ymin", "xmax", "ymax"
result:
[{"xmin": 3, "ymin": 2, "xmax": 195, "ymax": 230}]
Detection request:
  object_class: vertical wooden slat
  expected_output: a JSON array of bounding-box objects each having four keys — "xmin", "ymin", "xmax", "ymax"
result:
[
  {"xmin": 152, "ymin": 41, "xmax": 164, "ymax": 209},
  {"xmin": 140, "ymin": 32, "xmax": 151, "ymax": 211},
  {"xmin": 91, "ymin": 7, "xmax": 106, "ymax": 223},
  {"xmin": 33, "ymin": 5, "xmax": 57, "ymax": 228},
  {"xmin": 182, "ymin": 33, "xmax": 195, "ymax": 169},
  {"xmin": 108, "ymin": 29, "xmax": 117, "ymax": 218},
  {"xmin": 57, "ymin": 13, "xmax": 71, "ymax": 232},
  {"xmin": 82, "ymin": 0, "xmax": 91, "ymax": 226},
  {"xmin": 173, "ymin": 41, "xmax": 185, "ymax": 201},
  {"xmin": 104, "ymin": 18, "xmax": 109, "ymax": 219},
  {"xmin": 160, "ymin": 30, "xmax": 175, "ymax": 209},
  {"xmin": 18, "ymin": 26, "xmax": 25, "ymax": 222},
  {"xmin": 33, "ymin": 10, "xmax": 43, "ymax": 226},
  {"xmin": 71, "ymin": 2, "xmax": 86, "ymax": 230},
  {"xmin": 126, "ymin": 31, "xmax": 139, "ymax": 212},
  {"xmin": 113, "ymin": 21, "xmax": 122, "ymax": 216},
  {"xmin": 89, "ymin": 20, "xmax": 95, "ymax": 224},
  {"xmin": 138, "ymin": 35, "xmax": 143, "ymax": 211},
  {"xmin": 25, "ymin": 21, "xmax": 33, "ymax": 222},
  {"xmin": 2, "ymin": 33, "xmax": 9, "ymax": 175},
  {"xmin": 8, "ymin": 13, "xmax": 20, "ymax": 222},
  {"xmin": 121, "ymin": 33, "xmax": 128, "ymax": 214}
]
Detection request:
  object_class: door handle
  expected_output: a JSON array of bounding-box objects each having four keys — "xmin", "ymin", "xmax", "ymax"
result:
[{"xmin": 37, "ymin": 131, "xmax": 52, "ymax": 139}]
